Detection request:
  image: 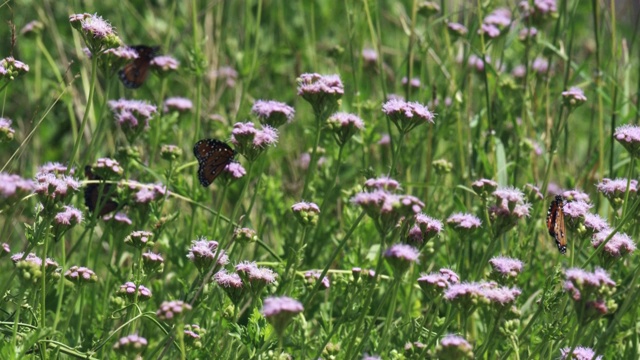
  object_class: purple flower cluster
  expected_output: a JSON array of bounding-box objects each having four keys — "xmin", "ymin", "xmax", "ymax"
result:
[
  {"xmin": 0, "ymin": 172, "xmax": 34, "ymax": 209},
  {"xmin": 112, "ymin": 333, "xmax": 148, "ymax": 354},
  {"xmin": 591, "ymin": 230, "xmax": 636, "ymax": 259},
  {"xmin": 444, "ymin": 281, "xmax": 521, "ymax": 307},
  {"xmin": 564, "ymin": 268, "xmax": 616, "ymax": 320},
  {"xmin": 69, "ymin": 13, "xmax": 120, "ymax": 51},
  {"xmin": 117, "ymin": 281, "xmax": 152, "ymax": 301},
  {"xmin": 261, "ymin": 296, "xmax": 304, "ymax": 335},
  {"xmin": 54, "ymin": 205, "xmax": 83, "ymax": 227},
  {"xmin": 562, "ymin": 87, "xmax": 587, "ymax": 107},
  {"xmin": 364, "ymin": 177, "xmax": 400, "ymax": 192},
  {"xmin": 382, "ymin": 99, "xmax": 435, "ymax": 134},
  {"xmin": 35, "ymin": 172, "xmax": 80, "ymax": 208},
  {"xmin": 92, "ymin": 157, "xmax": 124, "ymax": 177},
  {"xmin": 0, "ymin": 57, "xmax": 30, "ymax": 79},
  {"xmin": 446, "ymin": 213, "xmax": 482, "ymax": 232},
  {"xmin": 559, "ymin": 346, "xmax": 602, "ymax": 360},
  {"xmin": 214, "ymin": 269, "xmax": 245, "ymax": 304},
  {"xmin": 352, "ymin": 178, "xmax": 424, "ymax": 235},
  {"xmin": 518, "ymin": 27, "xmax": 538, "ymax": 41},
  {"xmin": 520, "ymin": 0, "xmax": 558, "ymax": 23},
  {"xmin": 418, "ymin": 268, "xmax": 460, "ymax": 296},
  {"xmin": 64, "ymin": 265, "xmax": 98, "ymax": 285},
  {"xmin": 436, "ymin": 334, "xmax": 474, "ymax": 359},
  {"xmin": 230, "ymin": 122, "xmax": 278, "ymax": 161},
  {"xmin": 108, "ymin": 99, "xmax": 157, "ymax": 140},
  {"xmin": 361, "ymin": 48, "xmax": 378, "ymax": 65},
  {"xmin": 124, "ymin": 230, "xmax": 154, "ymax": 249},
  {"xmin": 489, "ymin": 256, "xmax": 524, "ymax": 278},
  {"xmin": 150, "ymin": 56, "xmax": 179, "ymax": 71},
  {"xmin": 291, "ymin": 201, "xmax": 320, "ymax": 226},
  {"xmin": 478, "ymin": 8, "xmax": 511, "ymax": 38},
  {"xmin": 11, "ymin": 253, "xmax": 60, "ymax": 285},
  {"xmin": 471, "ymin": 178, "xmax": 498, "ymax": 197},
  {"xmin": 0, "ymin": 117, "xmax": 15, "ymax": 142},
  {"xmin": 142, "ymin": 251, "xmax": 164, "ymax": 274},
  {"xmin": 233, "ymin": 227, "xmax": 258, "ymax": 244},
  {"xmin": 297, "ymin": 73, "xmax": 344, "ymax": 117},
  {"xmin": 156, "ymin": 300, "xmax": 192, "ymax": 321},
  {"xmin": 407, "ymin": 213, "xmax": 443, "ymax": 246},
  {"xmin": 596, "ymin": 178, "xmax": 637, "ymax": 209},
  {"xmin": 384, "ymin": 243, "xmax": 420, "ymax": 273},
  {"xmin": 614, "ymin": 124, "xmax": 640, "ymax": 157},
  {"xmin": 160, "ymin": 144, "xmax": 183, "ymax": 161},
  {"xmin": 219, "ymin": 162, "xmax": 246, "ymax": 183},
  {"xmin": 327, "ymin": 112, "xmax": 365, "ymax": 146},
  {"xmin": 488, "ymin": 187, "xmax": 531, "ymax": 236},
  {"xmin": 251, "ymin": 100, "xmax": 295, "ymax": 128},
  {"xmin": 447, "ymin": 22, "xmax": 468, "ymax": 38},
  {"xmin": 129, "ymin": 182, "xmax": 167, "ymax": 204},
  {"xmin": 304, "ymin": 270, "xmax": 330, "ymax": 289},
  {"xmin": 235, "ymin": 261, "xmax": 278, "ymax": 293},
  {"xmin": 37, "ymin": 162, "xmax": 74, "ymax": 176},
  {"xmin": 532, "ymin": 57, "xmax": 549, "ymax": 74},
  {"xmin": 163, "ymin": 97, "xmax": 193, "ymax": 113},
  {"xmin": 187, "ymin": 238, "xmax": 229, "ymax": 274},
  {"xmin": 103, "ymin": 46, "xmax": 139, "ymax": 60}
]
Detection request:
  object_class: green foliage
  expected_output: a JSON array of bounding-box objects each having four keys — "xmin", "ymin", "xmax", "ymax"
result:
[{"xmin": 0, "ymin": 0, "xmax": 639, "ymax": 359}]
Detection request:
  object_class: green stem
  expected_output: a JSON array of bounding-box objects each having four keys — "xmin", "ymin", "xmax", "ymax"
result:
[
  {"xmin": 69, "ymin": 53, "xmax": 98, "ymax": 171},
  {"xmin": 301, "ymin": 117, "xmax": 323, "ymax": 200}
]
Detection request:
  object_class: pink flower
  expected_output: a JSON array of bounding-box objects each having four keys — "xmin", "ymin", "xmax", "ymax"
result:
[
  {"xmin": 447, "ymin": 213, "xmax": 482, "ymax": 230},
  {"xmin": 150, "ymin": 55, "xmax": 179, "ymax": 71},
  {"xmin": 591, "ymin": 230, "xmax": 636, "ymax": 258},
  {"xmin": 163, "ymin": 97, "xmax": 193, "ymax": 113},
  {"xmin": 251, "ymin": 100, "xmax": 295, "ymax": 127},
  {"xmin": 382, "ymin": 99, "xmax": 435, "ymax": 133},
  {"xmin": 489, "ymin": 256, "xmax": 524, "ymax": 277}
]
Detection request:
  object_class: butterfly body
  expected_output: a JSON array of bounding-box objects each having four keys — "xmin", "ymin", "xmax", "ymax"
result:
[
  {"xmin": 546, "ymin": 195, "xmax": 567, "ymax": 254},
  {"xmin": 193, "ymin": 139, "xmax": 236, "ymax": 187},
  {"xmin": 84, "ymin": 166, "xmax": 119, "ymax": 216},
  {"xmin": 118, "ymin": 45, "xmax": 159, "ymax": 89}
]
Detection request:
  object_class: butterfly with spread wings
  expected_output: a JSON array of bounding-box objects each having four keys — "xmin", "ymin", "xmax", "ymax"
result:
[
  {"xmin": 547, "ymin": 195, "xmax": 567, "ymax": 254},
  {"xmin": 118, "ymin": 45, "xmax": 159, "ymax": 89},
  {"xmin": 84, "ymin": 166, "xmax": 119, "ymax": 216},
  {"xmin": 193, "ymin": 139, "xmax": 236, "ymax": 187}
]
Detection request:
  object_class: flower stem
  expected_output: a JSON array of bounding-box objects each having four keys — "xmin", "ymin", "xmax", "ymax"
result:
[{"xmin": 69, "ymin": 53, "xmax": 98, "ymax": 171}]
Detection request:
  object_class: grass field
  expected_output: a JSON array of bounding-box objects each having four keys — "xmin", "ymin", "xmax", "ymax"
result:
[{"xmin": 1, "ymin": 1, "xmax": 640, "ymax": 359}]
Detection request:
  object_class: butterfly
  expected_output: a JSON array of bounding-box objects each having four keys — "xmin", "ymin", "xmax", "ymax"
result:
[
  {"xmin": 193, "ymin": 139, "xmax": 236, "ymax": 187},
  {"xmin": 546, "ymin": 195, "xmax": 567, "ymax": 254},
  {"xmin": 84, "ymin": 166, "xmax": 119, "ymax": 216},
  {"xmin": 118, "ymin": 45, "xmax": 159, "ymax": 89}
]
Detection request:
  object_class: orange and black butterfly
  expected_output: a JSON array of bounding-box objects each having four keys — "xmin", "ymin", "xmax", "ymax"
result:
[
  {"xmin": 547, "ymin": 195, "xmax": 567, "ymax": 254},
  {"xmin": 193, "ymin": 139, "xmax": 236, "ymax": 187},
  {"xmin": 118, "ymin": 45, "xmax": 159, "ymax": 89},
  {"xmin": 84, "ymin": 166, "xmax": 119, "ymax": 216}
]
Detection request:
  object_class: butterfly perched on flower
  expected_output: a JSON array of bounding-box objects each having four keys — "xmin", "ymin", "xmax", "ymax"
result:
[
  {"xmin": 193, "ymin": 139, "xmax": 236, "ymax": 187},
  {"xmin": 84, "ymin": 166, "xmax": 119, "ymax": 216},
  {"xmin": 547, "ymin": 195, "xmax": 567, "ymax": 254},
  {"xmin": 118, "ymin": 45, "xmax": 159, "ymax": 89}
]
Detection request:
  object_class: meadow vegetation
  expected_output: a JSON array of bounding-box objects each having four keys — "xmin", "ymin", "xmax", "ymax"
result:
[{"xmin": 1, "ymin": 1, "xmax": 639, "ymax": 359}]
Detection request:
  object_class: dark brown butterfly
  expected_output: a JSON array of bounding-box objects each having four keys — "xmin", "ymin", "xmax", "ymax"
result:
[
  {"xmin": 84, "ymin": 166, "xmax": 119, "ymax": 216},
  {"xmin": 118, "ymin": 45, "xmax": 159, "ymax": 89},
  {"xmin": 546, "ymin": 195, "xmax": 567, "ymax": 254},
  {"xmin": 193, "ymin": 139, "xmax": 236, "ymax": 187}
]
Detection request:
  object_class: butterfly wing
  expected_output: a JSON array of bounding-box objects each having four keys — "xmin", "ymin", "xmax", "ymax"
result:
[
  {"xmin": 193, "ymin": 139, "xmax": 236, "ymax": 187},
  {"xmin": 118, "ymin": 45, "xmax": 159, "ymax": 89},
  {"xmin": 547, "ymin": 195, "xmax": 567, "ymax": 254},
  {"xmin": 84, "ymin": 166, "xmax": 119, "ymax": 216}
]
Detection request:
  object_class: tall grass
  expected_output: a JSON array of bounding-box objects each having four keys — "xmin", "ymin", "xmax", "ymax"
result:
[{"xmin": 0, "ymin": 1, "xmax": 639, "ymax": 359}]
